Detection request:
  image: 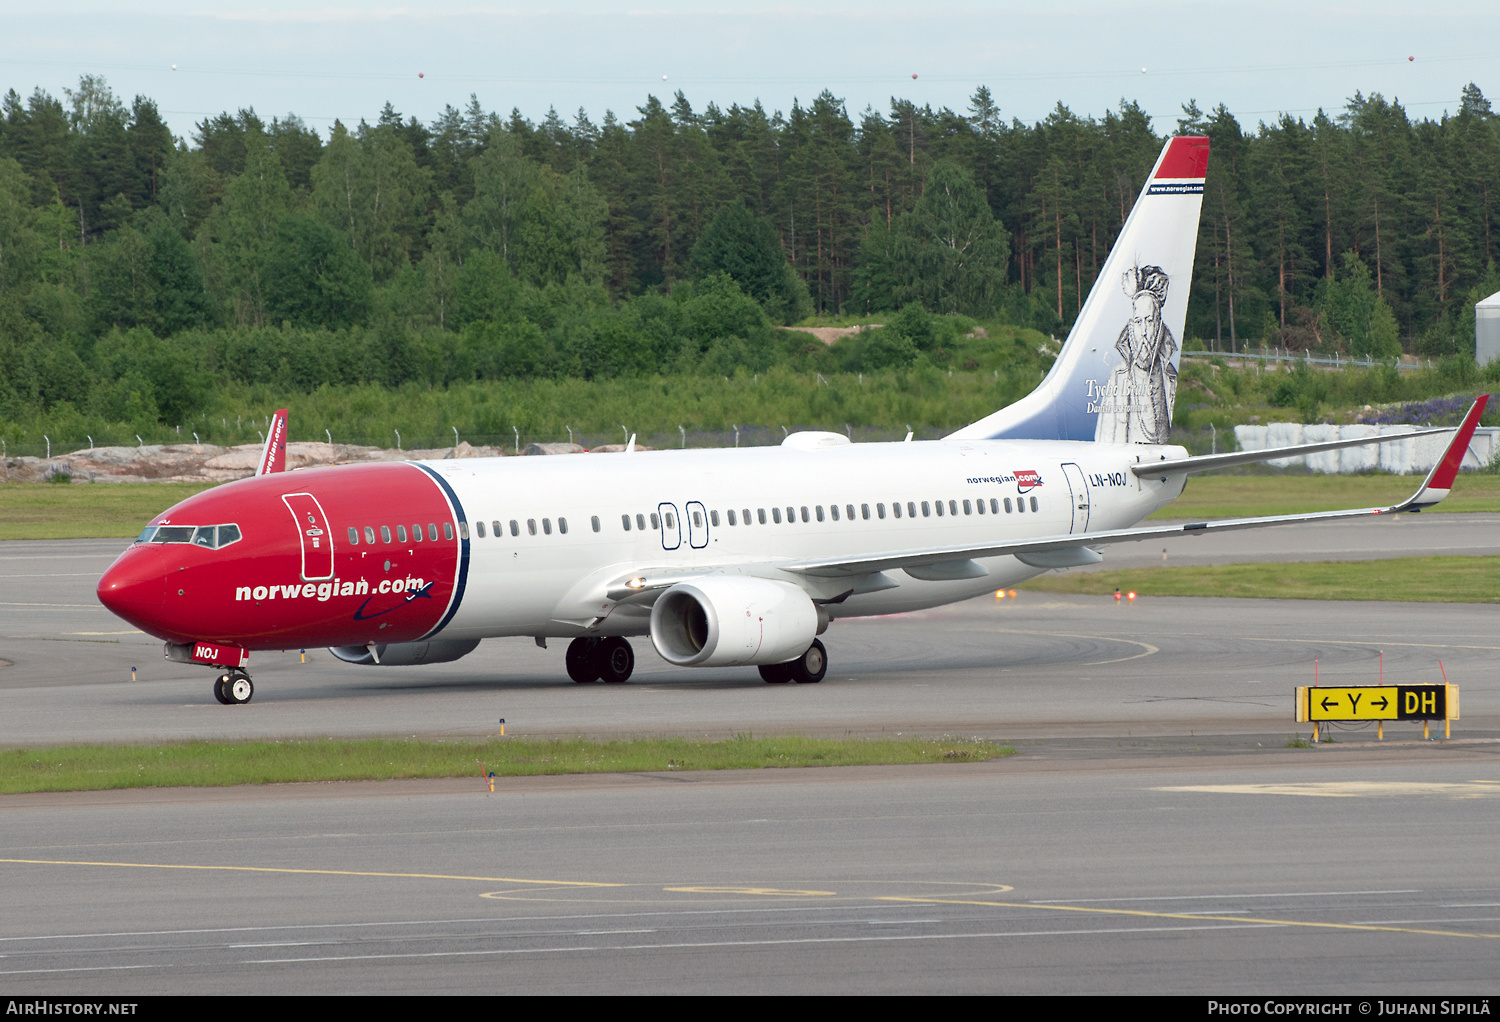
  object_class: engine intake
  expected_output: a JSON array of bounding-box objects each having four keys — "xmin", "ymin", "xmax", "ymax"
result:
[
  {"xmin": 328, "ymin": 639, "xmax": 480, "ymax": 666},
  {"xmin": 650, "ymin": 577, "xmax": 817, "ymax": 667}
]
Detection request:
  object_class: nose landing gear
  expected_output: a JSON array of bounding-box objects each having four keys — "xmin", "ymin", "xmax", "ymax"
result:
[{"xmin": 213, "ymin": 670, "xmax": 254, "ymax": 705}]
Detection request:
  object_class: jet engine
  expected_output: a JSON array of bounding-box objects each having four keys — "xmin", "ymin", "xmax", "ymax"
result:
[
  {"xmin": 650, "ymin": 577, "xmax": 819, "ymax": 667},
  {"xmin": 328, "ymin": 639, "xmax": 480, "ymax": 666}
]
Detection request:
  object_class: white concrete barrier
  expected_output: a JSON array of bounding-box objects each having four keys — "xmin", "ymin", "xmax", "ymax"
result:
[{"xmin": 1232, "ymin": 424, "xmax": 1498, "ymax": 475}]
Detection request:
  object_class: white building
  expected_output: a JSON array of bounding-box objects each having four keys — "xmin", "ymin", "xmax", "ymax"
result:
[{"xmin": 1479, "ymin": 289, "xmax": 1500, "ymax": 366}]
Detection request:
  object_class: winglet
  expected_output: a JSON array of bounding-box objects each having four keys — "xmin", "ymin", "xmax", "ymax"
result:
[
  {"xmin": 1391, "ymin": 394, "xmax": 1489, "ymax": 511},
  {"xmin": 256, "ymin": 408, "xmax": 289, "ymax": 476}
]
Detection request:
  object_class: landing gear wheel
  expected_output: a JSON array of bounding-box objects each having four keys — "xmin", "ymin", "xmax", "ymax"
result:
[
  {"xmin": 223, "ymin": 671, "xmax": 253, "ymax": 705},
  {"xmin": 566, "ymin": 638, "xmax": 601, "ymax": 683},
  {"xmin": 759, "ymin": 662, "xmax": 792, "ymax": 684},
  {"xmin": 212, "ymin": 674, "xmax": 233, "ymax": 704},
  {"xmin": 788, "ymin": 639, "xmax": 827, "ymax": 684},
  {"xmin": 595, "ymin": 637, "xmax": 634, "ymax": 684}
]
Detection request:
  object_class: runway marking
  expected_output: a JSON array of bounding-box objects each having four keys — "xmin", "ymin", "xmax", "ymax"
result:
[
  {"xmin": 0, "ymin": 602, "xmax": 100, "ymax": 608},
  {"xmin": 992, "ymin": 628, "xmax": 1159, "ymax": 665},
  {"xmin": 1236, "ymin": 636, "xmax": 1500, "ymax": 652},
  {"xmin": 1031, "ymin": 889, "xmax": 1420, "ymax": 904},
  {"xmin": 873, "ymin": 896, "xmax": 1500, "ymax": 941},
  {"xmin": 0, "ymin": 857, "xmax": 623, "ymax": 887},
  {"xmin": 1153, "ymin": 782, "xmax": 1500, "ymax": 799},
  {"xmin": 663, "ymin": 886, "xmax": 836, "ymax": 897},
  {"xmin": 63, "ymin": 630, "xmax": 142, "ymax": 635},
  {"xmin": 239, "ymin": 923, "xmax": 1275, "ymax": 965}
]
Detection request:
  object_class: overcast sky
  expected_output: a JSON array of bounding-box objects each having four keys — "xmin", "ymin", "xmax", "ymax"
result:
[{"xmin": 3, "ymin": 1, "xmax": 1497, "ymax": 140}]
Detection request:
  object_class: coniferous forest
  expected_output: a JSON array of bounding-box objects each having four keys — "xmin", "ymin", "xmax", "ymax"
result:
[{"xmin": 2, "ymin": 75, "xmax": 1499, "ymax": 450}]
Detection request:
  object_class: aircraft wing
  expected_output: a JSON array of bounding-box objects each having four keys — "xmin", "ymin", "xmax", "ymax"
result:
[{"xmin": 785, "ymin": 395, "xmax": 1489, "ymax": 581}]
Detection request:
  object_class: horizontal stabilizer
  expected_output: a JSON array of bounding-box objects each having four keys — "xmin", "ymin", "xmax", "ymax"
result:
[{"xmin": 1130, "ymin": 426, "xmax": 1454, "ymax": 478}]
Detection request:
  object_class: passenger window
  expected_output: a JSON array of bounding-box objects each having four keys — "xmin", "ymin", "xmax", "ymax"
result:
[
  {"xmin": 758, "ymin": 509, "xmax": 767, "ymax": 525},
  {"xmin": 528, "ymin": 519, "xmax": 538, "ymax": 536},
  {"xmin": 876, "ymin": 503, "xmax": 886, "ymax": 519},
  {"xmin": 990, "ymin": 498, "xmax": 999, "ymax": 514},
  {"xmin": 831, "ymin": 505, "xmax": 840, "ymax": 521},
  {"xmin": 772, "ymin": 508, "xmax": 782, "ymax": 524},
  {"xmin": 1030, "ymin": 496, "xmax": 1039, "ymax": 512},
  {"xmin": 908, "ymin": 501, "xmax": 917, "ymax": 518},
  {"xmin": 489, "ymin": 522, "xmax": 499, "ymax": 539},
  {"xmin": 935, "ymin": 501, "xmax": 945, "ymax": 517},
  {"xmin": 398, "ymin": 525, "xmax": 408, "ymax": 543},
  {"xmin": 786, "ymin": 507, "xmax": 795, "ymax": 523},
  {"xmin": 665, "ymin": 512, "xmax": 675, "ymax": 529},
  {"xmin": 727, "ymin": 509, "xmax": 737, "ymax": 526},
  {"xmin": 815, "ymin": 506, "xmax": 824, "ymax": 522},
  {"xmin": 443, "ymin": 522, "xmax": 454, "ymax": 541},
  {"xmin": 459, "ymin": 522, "xmax": 469, "ymax": 540},
  {"xmin": 921, "ymin": 501, "xmax": 931, "ymax": 517},
  {"xmin": 892, "ymin": 502, "xmax": 902, "ymax": 519},
  {"xmin": 510, "ymin": 520, "xmax": 519, "ymax": 536},
  {"xmin": 542, "ymin": 519, "xmax": 552, "ymax": 535},
  {"xmin": 710, "ymin": 510, "xmax": 720, "ymax": 527},
  {"xmin": 963, "ymin": 500, "xmax": 972, "ymax": 515},
  {"xmin": 1005, "ymin": 498, "xmax": 1013, "ymax": 513},
  {"xmin": 591, "ymin": 516, "xmax": 600, "ymax": 533},
  {"xmin": 476, "ymin": 521, "xmax": 486, "ymax": 538},
  {"xmin": 1016, "ymin": 498, "xmax": 1024, "ymax": 513},
  {"xmin": 846, "ymin": 504, "xmax": 855, "ymax": 521},
  {"xmin": 348, "ymin": 527, "xmax": 359, "ymax": 545},
  {"xmin": 861, "ymin": 503, "xmax": 870, "ymax": 520},
  {"xmin": 558, "ymin": 518, "xmax": 568, "ymax": 535},
  {"xmin": 217, "ymin": 524, "xmax": 241, "ymax": 547},
  {"xmin": 365, "ymin": 526, "xmax": 377, "ymax": 544},
  {"xmin": 413, "ymin": 522, "xmax": 424, "ymax": 541},
  {"xmin": 650, "ymin": 513, "xmax": 660, "ymax": 530},
  {"xmin": 976, "ymin": 499, "xmax": 986, "ymax": 515},
  {"xmin": 800, "ymin": 507, "xmax": 809, "ymax": 523},
  {"xmin": 636, "ymin": 514, "xmax": 647, "ymax": 531},
  {"xmin": 742, "ymin": 508, "xmax": 751, "ymax": 524},
  {"xmin": 622, "ymin": 514, "xmax": 632, "ymax": 531},
  {"xmin": 950, "ymin": 500, "xmax": 959, "ymax": 516},
  {"xmin": 381, "ymin": 525, "xmax": 392, "ymax": 543},
  {"xmin": 692, "ymin": 510, "xmax": 702, "ymax": 528}
]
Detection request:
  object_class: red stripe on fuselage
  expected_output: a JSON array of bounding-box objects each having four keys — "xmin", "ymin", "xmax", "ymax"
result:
[{"xmin": 97, "ymin": 462, "xmax": 461, "ymax": 650}]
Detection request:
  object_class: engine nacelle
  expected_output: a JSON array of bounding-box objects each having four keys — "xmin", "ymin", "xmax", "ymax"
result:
[
  {"xmin": 650, "ymin": 577, "xmax": 818, "ymax": 667},
  {"xmin": 328, "ymin": 639, "xmax": 480, "ymax": 666}
]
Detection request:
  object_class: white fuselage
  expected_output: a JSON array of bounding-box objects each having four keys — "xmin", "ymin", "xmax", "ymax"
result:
[{"xmin": 427, "ymin": 438, "xmax": 1188, "ymax": 641}]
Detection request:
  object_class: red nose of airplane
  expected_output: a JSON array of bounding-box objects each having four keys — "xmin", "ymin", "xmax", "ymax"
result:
[{"xmin": 97, "ymin": 549, "xmax": 166, "ymax": 632}]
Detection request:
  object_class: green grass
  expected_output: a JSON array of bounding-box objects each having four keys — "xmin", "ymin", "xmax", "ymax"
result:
[
  {"xmin": 1150, "ymin": 473, "xmax": 1500, "ymax": 519},
  {"xmin": 0, "ymin": 481, "xmax": 216, "ymax": 540},
  {"xmin": 1019, "ymin": 555, "xmax": 1500, "ymax": 603},
  {"xmin": 0, "ymin": 735, "xmax": 1013, "ymax": 794}
]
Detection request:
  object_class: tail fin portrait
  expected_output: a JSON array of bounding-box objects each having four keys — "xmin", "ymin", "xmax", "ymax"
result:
[
  {"xmin": 949, "ymin": 135, "xmax": 1210, "ymax": 442},
  {"xmin": 256, "ymin": 408, "xmax": 289, "ymax": 476}
]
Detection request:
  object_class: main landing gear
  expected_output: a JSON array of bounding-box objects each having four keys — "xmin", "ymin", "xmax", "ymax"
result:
[
  {"xmin": 212, "ymin": 670, "xmax": 254, "ymax": 705},
  {"xmin": 566, "ymin": 637, "xmax": 636, "ymax": 684},
  {"xmin": 758, "ymin": 639, "xmax": 827, "ymax": 685}
]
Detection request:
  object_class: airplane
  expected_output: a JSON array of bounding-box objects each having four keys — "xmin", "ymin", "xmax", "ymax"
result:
[{"xmin": 97, "ymin": 135, "xmax": 1491, "ymax": 705}]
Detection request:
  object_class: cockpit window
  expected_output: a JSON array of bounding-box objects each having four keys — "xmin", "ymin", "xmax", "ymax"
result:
[{"xmin": 138, "ymin": 524, "xmax": 242, "ymax": 549}]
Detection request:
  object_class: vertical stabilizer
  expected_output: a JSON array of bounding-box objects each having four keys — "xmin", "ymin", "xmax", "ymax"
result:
[
  {"xmin": 256, "ymin": 409, "xmax": 289, "ymax": 476},
  {"xmin": 949, "ymin": 136, "xmax": 1209, "ymax": 442}
]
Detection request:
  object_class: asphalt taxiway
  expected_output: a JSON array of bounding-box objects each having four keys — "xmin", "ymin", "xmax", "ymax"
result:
[{"xmin": 0, "ymin": 524, "xmax": 1496, "ymax": 993}]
